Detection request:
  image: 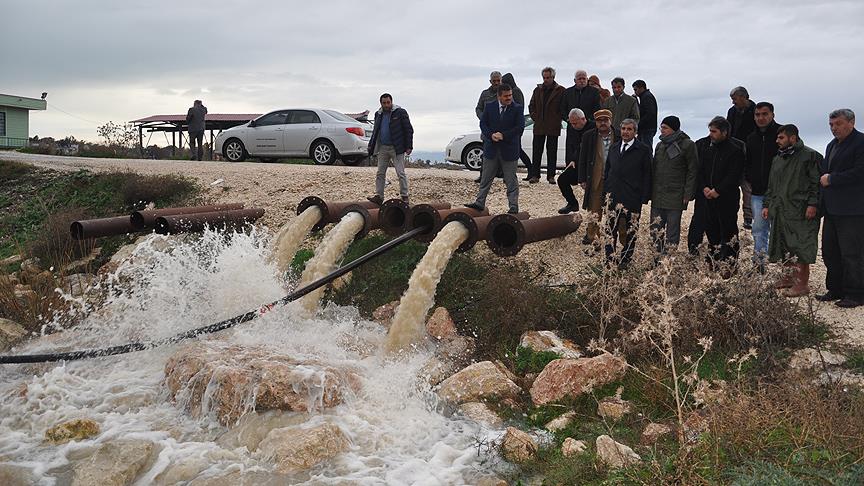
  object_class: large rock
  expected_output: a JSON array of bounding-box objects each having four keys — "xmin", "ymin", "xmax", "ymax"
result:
[
  {"xmin": 0, "ymin": 464, "xmax": 35, "ymax": 486},
  {"xmin": 529, "ymin": 353, "xmax": 627, "ymax": 405},
  {"xmin": 561, "ymin": 437, "xmax": 588, "ymax": 457},
  {"xmin": 164, "ymin": 342, "xmax": 361, "ymax": 425},
  {"xmin": 0, "ymin": 317, "xmax": 28, "ymax": 351},
  {"xmin": 71, "ymin": 439, "xmax": 155, "ymax": 486},
  {"xmin": 595, "ymin": 435, "xmax": 640, "ymax": 468},
  {"xmin": 58, "ymin": 273, "xmax": 96, "ymax": 298},
  {"xmin": 258, "ymin": 422, "xmax": 349, "ymax": 473},
  {"xmin": 520, "ymin": 330, "xmax": 581, "ymax": 359},
  {"xmin": 437, "ymin": 361, "xmax": 522, "ymax": 405},
  {"xmin": 187, "ymin": 470, "xmax": 290, "ymax": 486},
  {"xmin": 426, "ymin": 306, "xmax": 457, "ymax": 340},
  {"xmin": 789, "ymin": 348, "xmax": 847, "ymax": 370},
  {"xmin": 458, "ymin": 402, "xmax": 503, "ymax": 428},
  {"xmin": 216, "ymin": 410, "xmax": 309, "ymax": 451},
  {"xmin": 500, "ymin": 427, "xmax": 537, "ymax": 462},
  {"xmin": 45, "ymin": 418, "xmax": 100, "ymax": 444}
]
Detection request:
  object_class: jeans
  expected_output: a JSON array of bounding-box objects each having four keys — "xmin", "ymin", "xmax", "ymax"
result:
[
  {"xmin": 750, "ymin": 195, "xmax": 771, "ymax": 264},
  {"xmin": 374, "ymin": 143, "xmax": 408, "ymax": 198},
  {"xmin": 475, "ymin": 155, "xmax": 519, "ymax": 212},
  {"xmin": 649, "ymin": 207, "xmax": 682, "ymax": 255}
]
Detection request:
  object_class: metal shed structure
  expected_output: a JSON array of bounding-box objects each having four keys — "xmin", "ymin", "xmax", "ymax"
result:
[
  {"xmin": 0, "ymin": 93, "xmax": 47, "ymax": 149},
  {"xmin": 130, "ymin": 113, "xmax": 261, "ymax": 158}
]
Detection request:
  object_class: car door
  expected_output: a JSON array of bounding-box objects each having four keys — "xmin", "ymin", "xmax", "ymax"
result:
[
  {"xmin": 282, "ymin": 110, "xmax": 322, "ymax": 156},
  {"xmin": 248, "ymin": 111, "xmax": 289, "ymax": 155}
]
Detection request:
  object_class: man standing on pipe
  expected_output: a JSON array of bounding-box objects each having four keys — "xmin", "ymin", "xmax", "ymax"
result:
[
  {"xmin": 465, "ymin": 83, "xmax": 524, "ymax": 214},
  {"xmin": 604, "ymin": 119, "xmax": 652, "ymax": 269},
  {"xmin": 367, "ymin": 93, "xmax": 414, "ymax": 206}
]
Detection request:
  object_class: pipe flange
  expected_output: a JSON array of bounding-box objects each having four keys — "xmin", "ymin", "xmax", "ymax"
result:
[
  {"xmin": 410, "ymin": 204, "xmax": 443, "ymax": 242},
  {"xmin": 443, "ymin": 211, "xmax": 478, "ymax": 252},
  {"xmin": 342, "ymin": 204, "xmax": 373, "ymax": 240},
  {"xmin": 379, "ymin": 198, "xmax": 411, "ymax": 236},
  {"xmin": 486, "ymin": 213, "xmax": 526, "ymax": 257},
  {"xmin": 297, "ymin": 196, "xmax": 329, "ymax": 231}
]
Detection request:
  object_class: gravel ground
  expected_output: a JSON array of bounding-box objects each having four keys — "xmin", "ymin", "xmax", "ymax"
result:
[{"xmin": 3, "ymin": 151, "xmax": 861, "ymax": 349}]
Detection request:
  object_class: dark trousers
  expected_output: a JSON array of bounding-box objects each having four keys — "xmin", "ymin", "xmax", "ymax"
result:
[
  {"xmin": 688, "ymin": 196, "xmax": 739, "ymax": 262},
  {"xmin": 650, "ymin": 207, "xmax": 682, "ymax": 255},
  {"xmin": 189, "ymin": 131, "xmax": 204, "ymax": 160},
  {"xmin": 556, "ymin": 166, "xmax": 580, "ymax": 208},
  {"xmin": 605, "ymin": 205, "xmax": 640, "ymax": 268},
  {"xmin": 531, "ymin": 134, "xmax": 558, "ymax": 179},
  {"xmin": 637, "ymin": 131, "xmax": 656, "ymax": 154},
  {"xmin": 823, "ymin": 215, "xmax": 864, "ymax": 300}
]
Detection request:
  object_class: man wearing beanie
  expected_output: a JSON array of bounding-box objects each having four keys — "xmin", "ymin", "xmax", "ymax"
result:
[{"xmin": 650, "ymin": 116, "xmax": 699, "ymax": 256}]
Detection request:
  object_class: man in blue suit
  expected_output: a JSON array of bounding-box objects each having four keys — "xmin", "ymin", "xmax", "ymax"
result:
[{"xmin": 465, "ymin": 83, "xmax": 525, "ymax": 214}]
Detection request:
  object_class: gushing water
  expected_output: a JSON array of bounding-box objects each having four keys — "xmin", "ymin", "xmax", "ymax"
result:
[
  {"xmin": 271, "ymin": 206, "xmax": 322, "ymax": 275},
  {"xmin": 296, "ymin": 211, "xmax": 365, "ymax": 314},
  {"xmin": 0, "ymin": 228, "xmax": 500, "ymax": 484},
  {"xmin": 385, "ymin": 222, "xmax": 469, "ymax": 354}
]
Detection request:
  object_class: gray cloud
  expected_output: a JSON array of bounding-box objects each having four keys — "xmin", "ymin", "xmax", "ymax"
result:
[{"xmin": 3, "ymin": 0, "xmax": 862, "ymax": 152}]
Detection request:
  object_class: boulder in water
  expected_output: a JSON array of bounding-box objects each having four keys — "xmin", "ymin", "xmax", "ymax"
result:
[
  {"xmin": 0, "ymin": 317, "xmax": 27, "ymax": 351},
  {"xmin": 500, "ymin": 427, "xmax": 537, "ymax": 462},
  {"xmin": 529, "ymin": 353, "xmax": 627, "ymax": 405},
  {"xmin": 0, "ymin": 464, "xmax": 36, "ymax": 486},
  {"xmin": 164, "ymin": 342, "xmax": 361, "ymax": 425},
  {"xmin": 426, "ymin": 306, "xmax": 457, "ymax": 340},
  {"xmin": 519, "ymin": 330, "xmax": 582, "ymax": 358},
  {"xmin": 44, "ymin": 418, "xmax": 100, "ymax": 444},
  {"xmin": 372, "ymin": 300, "xmax": 399, "ymax": 329},
  {"xmin": 258, "ymin": 422, "xmax": 349, "ymax": 473},
  {"xmin": 595, "ymin": 435, "xmax": 640, "ymax": 468},
  {"xmin": 458, "ymin": 402, "xmax": 503, "ymax": 428},
  {"xmin": 71, "ymin": 439, "xmax": 155, "ymax": 486},
  {"xmin": 437, "ymin": 361, "xmax": 522, "ymax": 405}
]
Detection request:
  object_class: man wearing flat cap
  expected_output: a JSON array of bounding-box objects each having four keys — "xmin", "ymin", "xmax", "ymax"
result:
[{"xmin": 578, "ymin": 109, "xmax": 616, "ymax": 247}]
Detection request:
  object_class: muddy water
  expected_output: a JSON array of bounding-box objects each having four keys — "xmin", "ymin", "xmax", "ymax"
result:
[
  {"xmin": 271, "ymin": 206, "xmax": 322, "ymax": 275},
  {"xmin": 0, "ymin": 230, "xmax": 501, "ymax": 485},
  {"xmin": 296, "ymin": 212, "xmax": 365, "ymax": 314},
  {"xmin": 385, "ymin": 222, "xmax": 469, "ymax": 354}
]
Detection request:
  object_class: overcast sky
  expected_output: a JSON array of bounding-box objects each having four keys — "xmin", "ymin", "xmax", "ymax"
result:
[{"xmin": 3, "ymin": 0, "xmax": 863, "ymax": 154}]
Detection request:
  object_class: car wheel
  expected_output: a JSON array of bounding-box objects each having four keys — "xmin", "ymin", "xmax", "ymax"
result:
[
  {"xmin": 311, "ymin": 140, "xmax": 337, "ymax": 165},
  {"xmin": 224, "ymin": 138, "xmax": 247, "ymax": 162},
  {"xmin": 461, "ymin": 143, "xmax": 484, "ymax": 171}
]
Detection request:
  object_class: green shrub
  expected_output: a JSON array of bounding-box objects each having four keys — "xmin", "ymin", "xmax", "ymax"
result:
[{"xmin": 513, "ymin": 346, "xmax": 560, "ymax": 374}]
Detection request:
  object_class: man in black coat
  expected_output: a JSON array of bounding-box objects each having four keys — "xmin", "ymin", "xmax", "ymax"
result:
[
  {"xmin": 727, "ymin": 86, "xmax": 757, "ymax": 229},
  {"xmin": 556, "ymin": 108, "xmax": 595, "ymax": 214},
  {"xmin": 687, "ymin": 116, "xmax": 745, "ymax": 266},
  {"xmin": 559, "ymin": 70, "xmax": 602, "ymax": 123},
  {"xmin": 817, "ymin": 109, "xmax": 864, "ymax": 308},
  {"xmin": 632, "ymin": 80, "xmax": 657, "ymax": 151},
  {"xmin": 744, "ymin": 101, "xmax": 781, "ymax": 268},
  {"xmin": 603, "ymin": 118, "xmax": 652, "ymax": 268}
]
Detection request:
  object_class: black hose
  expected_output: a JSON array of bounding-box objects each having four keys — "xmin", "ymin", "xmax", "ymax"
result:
[{"xmin": 0, "ymin": 226, "xmax": 428, "ymax": 364}]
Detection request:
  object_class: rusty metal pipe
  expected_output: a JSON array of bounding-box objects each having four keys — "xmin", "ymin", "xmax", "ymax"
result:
[
  {"xmin": 379, "ymin": 200, "xmax": 451, "ymax": 236},
  {"xmin": 409, "ymin": 204, "xmax": 489, "ymax": 243},
  {"xmin": 131, "ymin": 203, "xmax": 245, "ymax": 231},
  {"xmin": 340, "ymin": 204, "xmax": 383, "ymax": 239},
  {"xmin": 70, "ymin": 216, "xmax": 138, "ymax": 240},
  {"xmin": 154, "ymin": 208, "xmax": 265, "ymax": 235},
  {"xmin": 443, "ymin": 211, "xmax": 529, "ymax": 252},
  {"xmin": 296, "ymin": 196, "xmax": 378, "ymax": 231},
  {"xmin": 486, "ymin": 213, "xmax": 583, "ymax": 257}
]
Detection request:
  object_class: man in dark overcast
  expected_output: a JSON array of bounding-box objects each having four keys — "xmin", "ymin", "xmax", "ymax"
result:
[
  {"xmin": 528, "ymin": 67, "xmax": 566, "ymax": 184},
  {"xmin": 632, "ymin": 79, "xmax": 657, "ymax": 151},
  {"xmin": 727, "ymin": 86, "xmax": 757, "ymax": 230},
  {"xmin": 817, "ymin": 109, "xmax": 864, "ymax": 308},
  {"xmin": 186, "ymin": 99, "xmax": 207, "ymax": 161}
]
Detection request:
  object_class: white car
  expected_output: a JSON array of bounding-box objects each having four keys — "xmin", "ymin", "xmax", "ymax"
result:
[
  {"xmin": 445, "ymin": 116, "xmax": 569, "ymax": 170},
  {"xmin": 215, "ymin": 109, "xmax": 371, "ymax": 165}
]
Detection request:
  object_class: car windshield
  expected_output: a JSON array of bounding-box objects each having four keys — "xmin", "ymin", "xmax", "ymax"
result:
[{"xmin": 324, "ymin": 110, "xmax": 359, "ymax": 123}]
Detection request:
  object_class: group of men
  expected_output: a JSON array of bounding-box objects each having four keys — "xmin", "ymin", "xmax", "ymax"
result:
[{"xmin": 461, "ymin": 68, "xmax": 864, "ymax": 309}]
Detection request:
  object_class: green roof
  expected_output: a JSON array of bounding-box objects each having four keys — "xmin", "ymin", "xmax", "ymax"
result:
[{"xmin": 0, "ymin": 93, "xmax": 47, "ymax": 111}]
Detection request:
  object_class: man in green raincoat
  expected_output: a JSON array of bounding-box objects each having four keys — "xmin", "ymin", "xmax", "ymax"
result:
[{"xmin": 762, "ymin": 124, "xmax": 823, "ymax": 297}]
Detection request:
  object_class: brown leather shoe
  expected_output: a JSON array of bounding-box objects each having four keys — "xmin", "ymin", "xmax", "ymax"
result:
[{"xmin": 366, "ymin": 194, "xmax": 384, "ymax": 205}]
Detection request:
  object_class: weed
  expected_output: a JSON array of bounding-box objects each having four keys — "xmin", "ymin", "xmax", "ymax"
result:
[{"xmin": 513, "ymin": 346, "xmax": 560, "ymax": 374}]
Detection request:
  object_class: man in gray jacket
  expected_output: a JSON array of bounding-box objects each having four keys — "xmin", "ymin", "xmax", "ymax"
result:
[
  {"xmin": 186, "ymin": 99, "xmax": 207, "ymax": 161},
  {"xmin": 601, "ymin": 77, "xmax": 640, "ymax": 133}
]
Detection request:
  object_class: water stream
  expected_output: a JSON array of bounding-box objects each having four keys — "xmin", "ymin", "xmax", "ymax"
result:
[
  {"xmin": 385, "ymin": 222, "xmax": 469, "ymax": 354},
  {"xmin": 296, "ymin": 212, "xmax": 365, "ymax": 314},
  {"xmin": 271, "ymin": 206, "xmax": 323, "ymax": 275},
  {"xmin": 0, "ymin": 228, "xmax": 501, "ymax": 485}
]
